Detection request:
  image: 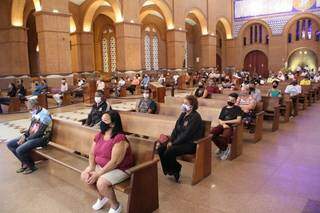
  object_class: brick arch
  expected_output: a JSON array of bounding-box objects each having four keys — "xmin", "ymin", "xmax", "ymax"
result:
[
  {"xmin": 11, "ymin": 0, "xmax": 41, "ymax": 27},
  {"xmin": 185, "ymin": 8, "xmax": 208, "ymax": 35},
  {"xmin": 238, "ymin": 19, "xmax": 272, "ymax": 38}
]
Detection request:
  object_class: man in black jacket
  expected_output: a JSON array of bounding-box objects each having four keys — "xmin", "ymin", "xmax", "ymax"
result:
[
  {"xmin": 157, "ymin": 95, "xmax": 204, "ymax": 182},
  {"xmin": 83, "ymin": 91, "xmax": 111, "ymax": 127}
]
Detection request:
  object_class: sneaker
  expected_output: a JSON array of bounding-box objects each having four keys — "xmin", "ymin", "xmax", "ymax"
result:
[
  {"xmin": 23, "ymin": 166, "xmax": 38, "ymax": 174},
  {"xmin": 92, "ymin": 197, "xmax": 108, "ymax": 211},
  {"xmin": 220, "ymin": 146, "xmax": 231, "ymax": 160},
  {"xmin": 108, "ymin": 204, "xmax": 122, "ymax": 213},
  {"xmin": 16, "ymin": 167, "xmax": 27, "ymax": 173}
]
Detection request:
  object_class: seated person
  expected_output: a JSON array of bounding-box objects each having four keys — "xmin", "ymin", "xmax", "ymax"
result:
[
  {"xmin": 74, "ymin": 78, "xmax": 86, "ymax": 97},
  {"xmin": 32, "ymin": 81, "xmax": 44, "ymax": 96},
  {"xmin": 156, "ymin": 95, "xmax": 204, "ymax": 182},
  {"xmin": 7, "ymin": 82, "xmax": 17, "ymax": 97},
  {"xmin": 158, "ymin": 74, "xmax": 166, "ymax": 85},
  {"xmin": 268, "ymin": 81, "xmax": 282, "ymax": 97},
  {"xmin": 285, "ymin": 80, "xmax": 301, "ymax": 97},
  {"xmin": 173, "ymin": 74, "xmax": 179, "ymax": 85},
  {"xmin": 114, "ymin": 77, "xmax": 126, "ymax": 97},
  {"xmin": 193, "ymin": 81, "xmax": 206, "ymax": 98},
  {"xmin": 83, "ymin": 91, "xmax": 111, "ymax": 127},
  {"xmin": 300, "ymin": 76, "xmax": 311, "ymax": 86},
  {"xmin": 53, "ymin": 78, "xmax": 68, "ymax": 107},
  {"xmin": 0, "ymin": 83, "xmax": 18, "ymax": 113},
  {"xmin": 222, "ymin": 77, "xmax": 232, "ymax": 88},
  {"xmin": 81, "ymin": 111, "xmax": 134, "ymax": 213},
  {"xmin": 127, "ymin": 75, "xmax": 140, "ymax": 95},
  {"xmin": 236, "ymin": 86, "xmax": 256, "ymax": 131},
  {"xmin": 16, "ymin": 80, "xmax": 26, "ymax": 101},
  {"xmin": 140, "ymin": 74, "xmax": 150, "ymax": 89},
  {"xmin": 6, "ymin": 96, "xmax": 52, "ymax": 174},
  {"xmin": 136, "ymin": 88, "xmax": 157, "ymax": 114},
  {"xmin": 211, "ymin": 93, "xmax": 242, "ymax": 160},
  {"xmin": 203, "ymin": 79, "xmax": 220, "ymax": 98},
  {"xmin": 96, "ymin": 79, "xmax": 106, "ymax": 92},
  {"xmin": 248, "ymin": 81, "xmax": 262, "ymax": 102}
]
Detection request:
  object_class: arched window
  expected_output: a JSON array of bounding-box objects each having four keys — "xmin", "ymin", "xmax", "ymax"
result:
[
  {"xmin": 102, "ymin": 37, "xmax": 109, "ymax": 72},
  {"xmin": 101, "ymin": 29, "xmax": 117, "ymax": 72},
  {"xmin": 144, "ymin": 27, "xmax": 159, "ymax": 71}
]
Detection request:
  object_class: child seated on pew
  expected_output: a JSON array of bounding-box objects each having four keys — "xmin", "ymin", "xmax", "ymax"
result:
[
  {"xmin": 82, "ymin": 91, "xmax": 111, "ymax": 127},
  {"xmin": 203, "ymin": 79, "xmax": 221, "ymax": 98},
  {"xmin": 6, "ymin": 96, "xmax": 52, "ymax": 174},
  {"xmin": 156, "ymin": 95, "xmax": 204, "ymax": 182},
  {"xmin": 81, "ymin": 111, "xmax": 134, "ymax": 213},
  {"xmin": 211, "ymin": 93, "xmax": 243, "ymax": 160}
]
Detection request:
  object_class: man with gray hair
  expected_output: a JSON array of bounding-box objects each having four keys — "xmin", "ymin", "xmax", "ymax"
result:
[{"xmin": 7, "ymin": 96, "xmax": 52, "ymax": 174}]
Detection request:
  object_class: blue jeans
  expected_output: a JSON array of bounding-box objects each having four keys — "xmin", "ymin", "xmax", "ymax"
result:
[{"xmin": 7, "ymin": 137, "xmax": 45, "ymax": 168}]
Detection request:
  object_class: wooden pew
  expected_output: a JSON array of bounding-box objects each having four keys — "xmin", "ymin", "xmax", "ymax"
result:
[
  {"xmin": 34, "ymin": 118, "xmax": 159, "ymax": 213},
  {"xmin": 0, "ymin": 97, "xmax": 20, "ymax": 113},
  {"xmin": 119, "ymin": 111, "xmax": 212, "ymax": 185},
  {"xmin": 261, "ymin": 97, "xmax": 280, "ymax": 131},
  {"xmin": 208, "ymin": 93, "xmax": 280, "ymax": 131},
  {"xmin": 150, "ymin": 82, "xmax": 166, "ymax": 103},
  {"xmin": 37, "ymin": 94, "xmax": 48, "ymax": 109},
  {"xmin": 156, "ymin": 103, "xmax": 243, "ymax": 160},
  {"xmin": 166, "ymin": 96, "xmax": 264, "ymax": 143}
]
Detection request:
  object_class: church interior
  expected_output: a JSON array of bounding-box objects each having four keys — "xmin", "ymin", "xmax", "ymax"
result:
[{"xmin": 0, "ymin": 0, "xmax": 320, "ymax": 212}]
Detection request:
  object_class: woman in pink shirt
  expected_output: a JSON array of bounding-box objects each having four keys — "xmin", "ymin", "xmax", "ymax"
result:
[{"xmin": 81, "ymin": 111, "xmax": 134, "ymax": 213}]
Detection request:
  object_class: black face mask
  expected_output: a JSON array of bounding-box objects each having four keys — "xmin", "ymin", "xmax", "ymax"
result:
[
  {"xmin": 227, "ymin": 101, "xmax": 235, "ymax": 106},
  {"xmin": 272, "ymin": 85, "xmax": 277, "ymax": 88},
  {"xmin": 100, "ymin": 122, "xmax": 111, "ymax": 134}
]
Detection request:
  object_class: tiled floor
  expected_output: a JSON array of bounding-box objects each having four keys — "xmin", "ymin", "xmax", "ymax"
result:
[{"xmin": 0, "ymin": 101, "xmax": 320, "ymax": 213}]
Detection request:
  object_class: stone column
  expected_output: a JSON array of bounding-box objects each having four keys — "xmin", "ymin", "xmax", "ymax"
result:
[
  {"xmin": 115, "ymin": 22, "xmax": 141, "ymax": 72},
  {"xmin": 200, "ymin": 34, "xmax": 216, "ymax": 68},
  {"xmin": 0, "ymin": 27, "xmax": 29, "ymax": 76},
  {"xmin": 166, "ymin": 29, "xmax": 186, "ymax": 70},
  {"xmin": 34, "ymin": 10, "xmax": 71, "ymax": 75}
]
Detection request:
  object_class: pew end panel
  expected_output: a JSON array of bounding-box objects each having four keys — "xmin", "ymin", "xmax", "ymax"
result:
[
  {"xmin": 126, "ymin": 159, "xmax": 159, "ymax": 213},
  {"xmin": 253, "ymin": 111, "xmax": 264, "ymax": 143},
  {"xmin": 229, "ymin": 122, "xmax": 243, "ymax": 160},
  {"xmin": 191, "ymin": 135, "xmax": 212, "ymax": 185}
]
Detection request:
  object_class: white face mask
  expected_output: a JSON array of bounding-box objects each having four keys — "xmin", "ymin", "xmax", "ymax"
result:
[
  {"xmin": 95, "ymin": 97, "xmax": 102, "ymax": 104},
  {"xmin": 143, "ymin": 93, "xmax": 149, "ymax": 99},
  {"xmin": 181, "ymin": 104, "xmax": 192, "ymax": 112}
]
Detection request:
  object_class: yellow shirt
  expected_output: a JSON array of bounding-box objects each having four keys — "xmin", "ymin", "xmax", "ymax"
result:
[{"xmin": 300, "ymin": 79, "xmax": 311, "ymax": 86}]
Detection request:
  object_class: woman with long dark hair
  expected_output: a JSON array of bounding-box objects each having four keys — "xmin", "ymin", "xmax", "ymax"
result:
[{"xmin": 81, "ymin": 110, "xmax": 134, "ymax": 213}]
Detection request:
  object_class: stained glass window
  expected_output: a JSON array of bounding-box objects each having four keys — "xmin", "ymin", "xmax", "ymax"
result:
[
  {"xmin": 110, "ymin": 36, "xmax": 116, "ymax": 72},
  {"xmin": 144, "ymin": 34, "xmax": 151, "ymax": 71},
  {"xmin": 102, "ymin": 37, "xmax": 109, "ymax": 72},
  {"xmin": 152, "ymin": 35, "xmax": 159, "ymax": 71}
]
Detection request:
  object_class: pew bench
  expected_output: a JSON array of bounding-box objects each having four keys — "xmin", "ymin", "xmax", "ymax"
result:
[
  {"xmin": 119, "ymin": 111, "xmax": 212, "ymax": 185},
  {"xmin": 156, "ymin": 103, "xmax": 243, "ymax": 160},
  {"xmin": 166, "ymin": 96, "xmax": 264, "ymax": 143},
  {"xmin": 0, "ymin": 97, "xmax": 20, "ymax": 113},
  {"xmin": 262, "ymin": 97, "xmax": 280, "ymax": 132},
  {"xmin": 33, "ymin": 118, "xmax": 159, "ymax": 213}
]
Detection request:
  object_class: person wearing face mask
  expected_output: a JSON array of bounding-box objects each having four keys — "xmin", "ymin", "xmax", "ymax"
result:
[
  {"xmin": 136, "ymin": 88, "xmax": 157, "ymax": 114},
  {"xmin": 193, "ymin": 81, "xmax": 206, "ymax": 97},
  {"xmin": 156, "ymin": 95, "xmax": 204, "ymax": 182},
  {"xmin": 81, "ymin": 111, "xmax": 134, "ymax": 213},
  {"xmin": 83, "ymin": 91, "xmax": 111, "ymax": 127},
  {"xmin": 268, "ymin": 81, "xmax": 282, "ymax": 97},
  {"xmin": 211, "ymin": 93, "xmax": 243, "ymax": 160},
  {"xmin": 6, "ymin": 96, "xmax": 52, "ymax": 174},
  {"xmin": 203, "ymin": 79, "xmax": 221, "ymax": 98},
  {"xmin": 236, "ymin": 86, "xmax": 256, "ymax": 132},
  {"xmin": 248, "ymin": 81, "xmax": 262, "ymax": 102},
  {"xmin": 53, "ymin": 78, "xmax": 69, "ymax": 107}
]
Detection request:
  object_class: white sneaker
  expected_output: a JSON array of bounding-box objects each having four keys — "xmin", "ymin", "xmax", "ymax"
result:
[
  {"xmin": 92, "ymin": 197, "xmax": 108, "ymax": 211},
  {"xmin": 108, "ymin": 204, "xmax": 122, "ymax": 213},
  {"xmin": 220, "ymin": 146, "xmax": 231, "ymax": 160}
]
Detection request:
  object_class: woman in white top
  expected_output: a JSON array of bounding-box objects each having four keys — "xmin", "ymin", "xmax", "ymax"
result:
[{"xmin": 53, "ymin": 78, "xmax": 68, "ymax": 107}]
